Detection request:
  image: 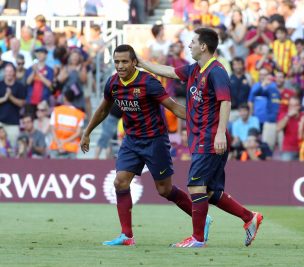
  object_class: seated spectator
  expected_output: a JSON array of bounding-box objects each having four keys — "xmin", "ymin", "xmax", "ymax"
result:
[
  {"xmin": 277, "ymin": 96, "xmax": 303, "ymax": 161},
  {"xmin": 237, "ymin": 128, "xmax": 272, "ymax": 161},
  {"xmin": 230, "ymin": 57, "xmax": 252, "ymax": 121},
  {"xmin": 20, "ymin": 113, "xmax": 46, "ymax": 158},
  {"xmin": 20, "ymin": 25, "xmax": 42, "ymax": 53},
  {"xmin": 15, "ymin": 134, "xmax": 31, "ymax": 158},
  {"xmin": 25, "ymin": 46, "xmax": 53, "ymax": 115},
  {"xmin": 49, "ymin": 90, "xmax": 85, "ymax": 159},
  {"xmin": 216, "ymin": 24, "xmax": 234, "ymax": 63},
  {"xmin": 255, "ymin": 46, "xmax": 278, "ymax": 75},
  {"xmin": 43, "ymin": 31, "xmax": 61, "ymax": 70},
  {"xmin": 245, "ymin": 43, "xmax": 263, "ymax": 83},
  {"xmin": 290, "ymin": 38, "xmax": 304, "ymax": 95},
  {"xmin": 232, "ymin": 103, "xmax": 260, "ymax": 148},
  {"xmin": 0, "ymin": 123, "xmax": 12, "ymax": 157},
  {"xmin": 34, "ymin": 100, "xmax": 50, "ymax": 135},
  {"xmin": 0, "ymin": 64, "xmax": 26, "ymax": 145},
  {"xmin": 94, "ymin": 103, "xmax": 122, "ymax": 159}
]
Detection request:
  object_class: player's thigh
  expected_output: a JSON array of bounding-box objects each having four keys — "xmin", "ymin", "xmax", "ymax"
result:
[
  {"xmin": 144, "ymin": 134, "xmax": 174, "ymax": 181},
  {"xmin": 207, "ymin": 151, "xmax": 228, "ymax": 192},
  {"xmin": 187, "ymin": 153, "xmax": 226, "ymax": 188},
  {"xmin": 116, "ymin": 136, "xmax": 145, "ymax": 176}
]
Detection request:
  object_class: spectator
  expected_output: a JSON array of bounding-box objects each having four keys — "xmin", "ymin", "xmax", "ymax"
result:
[
  {"xmin": 0, "ymin": 47, "xmax": 9, "ymax": 81},
  {"xmin": 94, "ymin": 103, "xmax": 122, "ymax": 159},
  {"xmin": 129, "ymin": 0, "xmax": 146, "ymax": 24},
  {"xmin": 20, "ymin": 25, "xmax": 42, "ymax": 53},
  {"xmin": 0, "ymin": 25, "xmax": 7, "ymax": 53},
  {"xmin": 34, "ymin": 14, "xmax": 52, "ymax": 44},
  {"xmin": 230, "ymin": 57, "xmax": 252, "ymax": 121},
  {"xmin": 82, "ymin": 0, "xmax": 104, "ymax": 16},
  {"xmin": 0, "ymin": 64, "xmax": 26, "ymax": 145},
  {"xmin": 216, "ymin": 24, "xmax": 234, "ymax": 63},
  {"xmin": 245, "ymin": 43, "xmax": 263, "ymax": 83},
  {"xmin": 34, "ymin": 100, "xmax": 50, "ymax": 135},
  {"xmin": 242, "ymin": 0, "xmax": 262, "ymax": 27},
  {"xmin": 268, "ymin": 14, "xmax": 285, "ymax": 34},
  {"xmin": 228, "ymin": 9, "xmax": 248, "ymax": 59},
  {"xmin": 277, "ymin": 96, "xmax": 302, "ymax": 161},
  {"xmin": 20, "ymin": 113, "xmax": 46, "ymax": 158},
  {"xmin": 231, "ymin": 103, "xmax": 260, "ymax": 148},
  {"xmin": 249, "ymin": 69, "xmax": 281, "ymax": 150},
  {"xmin": 57, "ymin": 49, "xmax": 86, "ymax": 111},
  {"xmin": 25, "ymin": 46, "xmax": 53, "ymax": 115},
  {"xmin": 15, "ymin": 134, "xmax": 31, "ymax": 158},
  {"xmin": 255, "ymin": 45, "xmax": 278, "ymax": 75},
  {"xmin": 175, "ymin": 129, "xmax": 190, "ymax": 161},
  {"xmin": 43, "ymin": 31, "xmax": 61, "ymax": 70},
  {"xmin": 1, "ymin": 37, "xmax": 33, "ymax": 68},
  {"xmin": 82, "ymin": 24, "xmax": 105, "ymax": 59},
  {"xmin": 290, "ymin": 38, "xmax": 304, "ymax": 94},
  {"xmin": 15, "ymin": 54, "xmax": 27, "ymax": 86},
  {"xmin": 237, "ymin": 128, "xmax": 272, "ymax": 161},
  {"xmin": 0, "ymin": 123, "xmax": 12, "ymax": 157},
  {"xmin": 49, "ymin": 90, "xmax": 85, "ymax": 159},
  {"xmin": 244, "ymin": 16, "xmax": 274, "ymax": 53},
  {"xmin": 270, "ymin": 26, "xmax": 297, "ymax": 75}
]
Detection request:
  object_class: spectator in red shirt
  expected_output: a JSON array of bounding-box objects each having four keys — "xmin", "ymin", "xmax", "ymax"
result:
[
  {"xmin": 244, "ymin": 16, "xmax": 274, "ymax": 54},
  {"xmin": 277, "ymin": 96, "xmax": 302, "ymax": 161}
]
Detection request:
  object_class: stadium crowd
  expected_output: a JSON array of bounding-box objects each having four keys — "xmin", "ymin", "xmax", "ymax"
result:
[{"xmin": 0, "ymin": 0, "xmax": 303, "ymax": 162}]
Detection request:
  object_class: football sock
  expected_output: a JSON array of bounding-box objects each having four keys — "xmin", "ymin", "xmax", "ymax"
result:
[
  {"xmin": 116, "ymin": 188, "xmax": 133, "ymax": 238},
  {"xmin": 216, "ymin": 192, "xmax": 253, "ymax": 223},
  {"xmin": 191, "ymin": 193, "xmax": 209, "ymax": 242},
  {"xmin": 166, "ymin": 185, "xmax": 192, "ymax": 216}
]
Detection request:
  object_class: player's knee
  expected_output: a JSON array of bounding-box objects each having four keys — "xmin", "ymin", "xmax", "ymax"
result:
[
  {"xmin": 157, "ymin": 186, "xmax": 171, "ymax": 198},
  {"xmin": 113, "ymin": 177, "xmax": 130, "ymax": 190},
  {"xmin": 208, "ymin": 190, "xmax": 223, "ymax": 205}
]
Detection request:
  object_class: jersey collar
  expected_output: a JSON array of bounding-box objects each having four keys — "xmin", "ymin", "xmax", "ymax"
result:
[
  {"xmin": 199, "ymin": 57, "xmax": 216, "ymax": 73},
  {"xmin": 120, "ymin": 69, "xmax": 139, "ymax": 86}
]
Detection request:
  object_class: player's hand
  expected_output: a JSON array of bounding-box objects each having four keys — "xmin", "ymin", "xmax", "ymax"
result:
[
  {"xmin": 80, "ymin": 134, "xmax": 90, "ymax": 153},
  {"xmin": 214, "ymin": 132, "xmax": 227, "ymax": 155}
]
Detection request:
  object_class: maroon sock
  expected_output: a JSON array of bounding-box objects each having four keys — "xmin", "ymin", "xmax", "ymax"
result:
[
  {"xmin": 166, "ymin": 185, "xmax": 192, "ymax": 216},
  {"xmin": 191, "ymin": 193, "xmax": 209, "ymax": 242},
  {"xmin": 217, "ymin": 192, "xmax": 253, "ymax": 223},
  {"xmin": 116, "ymin": 188, "xmax": 133, "ymax": 238}
]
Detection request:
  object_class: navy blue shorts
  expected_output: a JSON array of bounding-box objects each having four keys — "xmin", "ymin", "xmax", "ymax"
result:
[
  {"xmin": 116, "ymin": 134, "xmax": 174, "ymax": 180},
  {"xmin": 187, "ymin": 152, "xmax": 228, "ymax": 191}
]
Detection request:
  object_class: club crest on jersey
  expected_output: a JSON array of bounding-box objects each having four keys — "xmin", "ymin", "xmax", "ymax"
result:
[{"xmin": 133, "ymin": 88, "xmax": 141, "ymax": 98}]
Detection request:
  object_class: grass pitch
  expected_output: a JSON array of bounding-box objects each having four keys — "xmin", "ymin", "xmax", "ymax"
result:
[{"xmin": 0, "ymin": 204, "xmax": 303, "ymax": 267}]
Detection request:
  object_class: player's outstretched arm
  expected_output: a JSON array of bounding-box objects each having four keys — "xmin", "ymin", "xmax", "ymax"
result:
[
  {"xmin": 80, "ymin": 99, "xmax": 113, "ymax": 153},
  {"xmin": 137, "ymin": 56, "xmax": 179, "ymax": 80},
  {"xmin": 161, "ymin": 97, "xmax": 186, "ymax": 120}
]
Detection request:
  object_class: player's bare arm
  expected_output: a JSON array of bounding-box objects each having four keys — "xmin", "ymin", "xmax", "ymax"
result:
[
  {"xmin": 137, "ymin": 56, "xmax": 179, "ymax": 79},
  {"xmin": 80, "ymin": 99, "xmax": 113, "ymax": 153},
  {"xmin": 214, "ymin": 101, "xmax": 231, "ymax": 155},
  {"xmin": 161, "ymin": 97, "xmax": 186, "ymax": 120}
]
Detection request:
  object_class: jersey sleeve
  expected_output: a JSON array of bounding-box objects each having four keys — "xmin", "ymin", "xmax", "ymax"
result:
[
  {"xmin": 146, "ymin": 75, "xmax": 169, "ymax": 103},
  {"xmin": 103, "ymin": 77, "xmax": 113, "ymax": 102},
  {"xmin": 209, "ymin": 66, "xmax": 231, "ymax": 101},
  {"xmin": 174, "ymin": 64, "xmax": 192, "ymax": 82}
]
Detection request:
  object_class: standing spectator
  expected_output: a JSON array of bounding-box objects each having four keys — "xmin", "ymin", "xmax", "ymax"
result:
[
  {"xmin": 1, "ymin": 37, "xmax": 33, "ymax": 68},
  {"xmin": 20, "ymin": 113, "xmax": 46, "ymax": 158},
  {"xmin": 34, "ymin": 14, "xmax": 52, "ymax": 44},
  {"xmin": 242, "ymin": 0, "xmax": 262, "ymax": 27},
  {"xmin": 270, "ymin": 26, "xmax": 297, "ymax": 75},
  {"xmin": 249, "ymin": 70, "xmax": 280, "ymax": 150},
  {"xmin": 49, "ymin": 90, "xmax": 85, "ymax": 159},
  {"xmin": 216, "ymin": 24, "xmax": 234, "ymax": 63},
  {"xmin": 25, "ymin": 46, "xmax": 53, "ymax": 115},
  {"xmin": 230, "ymin": 57, "xmax": 251, "ymax": 121},
  {"xmin": 277, "ymin": 96, "xmax": 302, "ymax": 161},
  {"xmin": 0, "ymin": 64, "xmax": 26, "ymax": 145},
  {"xmin": 244, "ymin": 16, "xmax": 274, "ymax": 53},
  {"xmin": 15, "ymin": 54, "xmax": 27, "ymax": 86},
  {"xmin": 129, "ymin": 0, "xmax": 146, "ymax": 24},
  {"xmin": 232, "ymin": 103, "xmax": 260, "ymax": 148},
  {"xmin": 0, "ymin": 123, "xmax": 12, "ymax": 157},
  {"xmin": 228, "ymin": 9, "xmax": 248, "ymax": 59},
  {"xmin": 94, "ymin": 103, "xmax": 122, "ymax": 159}
]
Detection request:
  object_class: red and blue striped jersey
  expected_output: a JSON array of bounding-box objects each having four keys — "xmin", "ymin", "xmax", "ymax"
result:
[
  {"xmin": 175, "ymin": 59, "xmax": 231, "ymax": 154},
  {"xmin": 104, "ymin": 69, "xmax": 169, "ymax": 138}
]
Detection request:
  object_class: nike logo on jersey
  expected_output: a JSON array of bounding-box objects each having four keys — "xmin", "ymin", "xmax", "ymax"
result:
[
  {"xmin": 160, "ymin": 169, "xmax": 167, "ymax": 175},
  {"xmin": 191, "ymin": 176, "xmax": 201, "ymax": 181}
]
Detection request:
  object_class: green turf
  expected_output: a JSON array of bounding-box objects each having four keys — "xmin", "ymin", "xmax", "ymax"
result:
[{"xmin": 0, "ymin": 204, "xmax": 303, "ymax": 267}]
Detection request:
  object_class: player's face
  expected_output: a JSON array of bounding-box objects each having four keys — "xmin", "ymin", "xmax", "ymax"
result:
[
  {"xmin": 114, "ymin": 51, "xmax": 137, "ymax": 81},
  {"xmin": 189, "ymin": 34, "xmax": 204, "ymax": 61}
]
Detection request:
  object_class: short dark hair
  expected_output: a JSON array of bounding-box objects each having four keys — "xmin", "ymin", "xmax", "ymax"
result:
[
  {"xmin": 232, "ymin": 57, "xmax": 244, "ymax": 65},
  {"xmin": 259, "ymin": 16, "xmax": 269, "ymax": 22},
  {"xmin": 275, "ymin": 26, "xmax": 288, "ymax": 35},
  {"xmin": 114, "ymin": 44, "xmax": 137, "ymax": 62},
  {"xmin": 23, "ymin": 113, "xmax": 34, "ymax": 121},
  {"xmin": 64, "ymin": 90, "xmax": 75, "ymax": 103},
  {"xmin": 295, "ymin": 38, "xmax": 304, "ymax": 46},
  {"xmin": 194, "ymin": 27, "xmax": 219, "ymax": 54},
  {"xmin": 269, "ymin": 14, "xmax": 285, "ymax": 26},
  {"xmin": 151, "ymin": 23, "xmax": 163, "ymax": 38},
  {"xmin": 239, "ymin": 103, "xmax": 250, "ymax": 111}
]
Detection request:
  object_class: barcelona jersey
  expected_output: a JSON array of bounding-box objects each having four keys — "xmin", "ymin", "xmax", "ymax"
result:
[
  {"xmin": 104, "ymin": 69, "xmax": 169, "ymax": 138},
  {"xmin": 175, "ymin": 58, "xmax": 231, "ymax": 154}
]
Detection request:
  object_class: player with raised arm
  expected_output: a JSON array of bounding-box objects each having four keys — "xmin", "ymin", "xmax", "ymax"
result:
[
  {"xmin": 80, "ymin": 44, "xmax": 212, "ymax": 246},
  {"xmin": 138, "ymin": 28, "xmax": 263, "ymax": 248}
]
